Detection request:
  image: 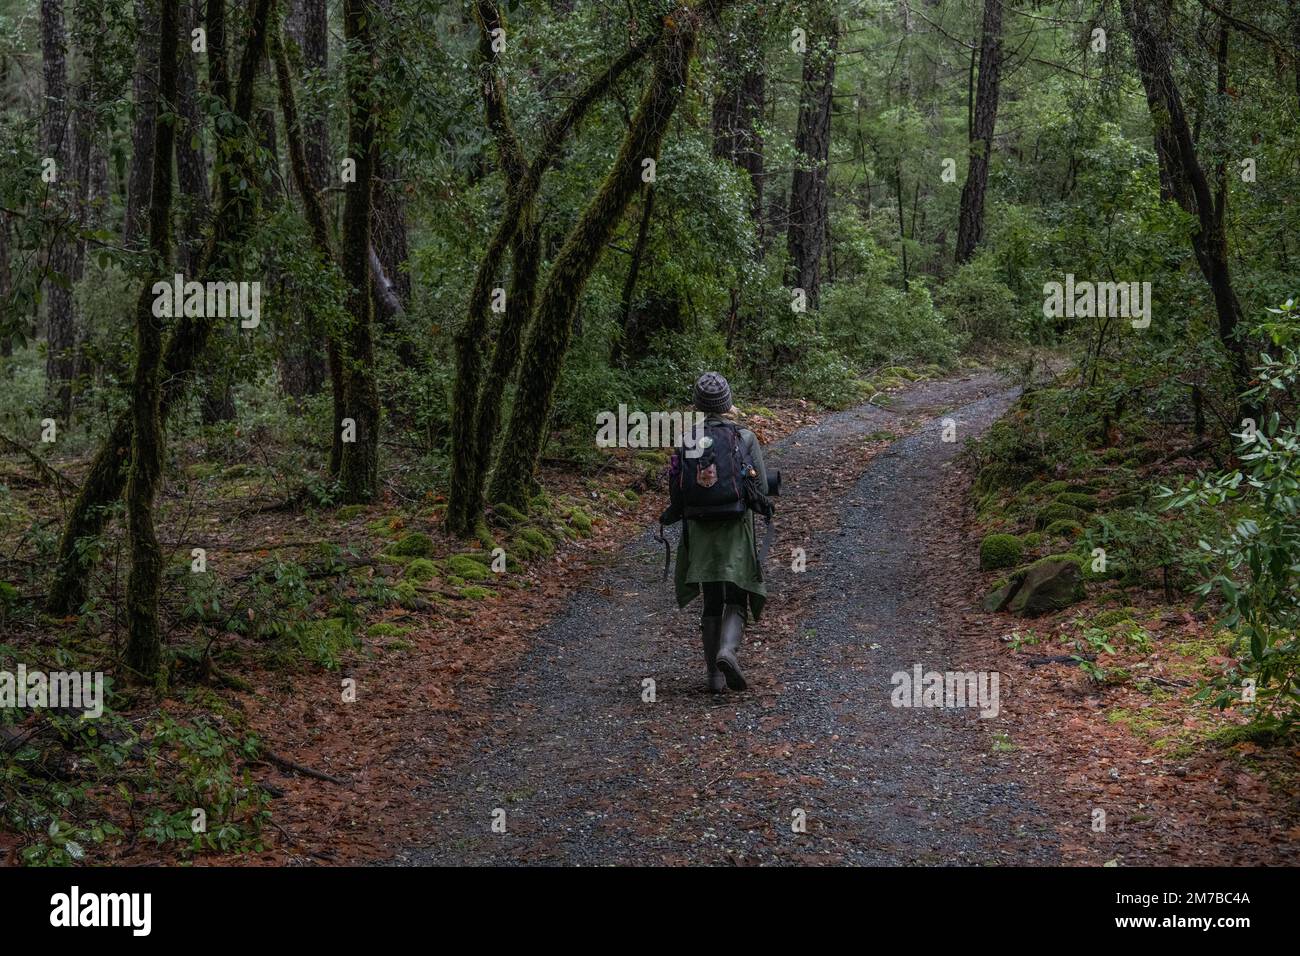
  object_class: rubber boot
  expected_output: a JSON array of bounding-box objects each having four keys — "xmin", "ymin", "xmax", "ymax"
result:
[
  {"xmin": 716, "ymin": 604, "xmax": 748, "ymax": 691},
  {"xmin": 701, "ymin": 616, "xmax": 725, "ymax": 693}
]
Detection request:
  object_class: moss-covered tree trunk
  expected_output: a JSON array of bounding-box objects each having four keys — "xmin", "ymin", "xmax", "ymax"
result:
[
  {"xmin": 46, "ymin": 0, "xmax": 277, "ymax": 616},
  {"xmin": 445, "ymin": 10, "xmax": 663, "ymax": 535},
  {"xmin": 336, "ymin": 0, "xmax": 380, "ymax": 503},
  {"xmin": 489, "ymin": 5, "xmax": 716, "ymax": 510},
  {"xmin": 124, "ymin": 0, "xmax": 179, "ymax": 682}
]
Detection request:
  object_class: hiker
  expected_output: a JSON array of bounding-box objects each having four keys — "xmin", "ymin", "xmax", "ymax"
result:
[{"xmin": 660, "ymin": 371, "xmax": 774, "ymax": 693}]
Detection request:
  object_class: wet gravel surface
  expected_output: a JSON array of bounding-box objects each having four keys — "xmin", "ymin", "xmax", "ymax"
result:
[{"xmin": 396, "ymin": 372, "xmax": 1060, "ymax": 865}]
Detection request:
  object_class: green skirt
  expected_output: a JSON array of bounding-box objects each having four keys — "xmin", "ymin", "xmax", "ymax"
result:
[{"xmin": 673, "ymin": 514, "xmax": 766, "ymax": 620}]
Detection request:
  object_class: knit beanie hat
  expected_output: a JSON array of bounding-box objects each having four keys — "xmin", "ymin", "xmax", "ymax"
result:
[{"xmin": 694, "ymin": 371, "xmax": 733, "ymax": 413}]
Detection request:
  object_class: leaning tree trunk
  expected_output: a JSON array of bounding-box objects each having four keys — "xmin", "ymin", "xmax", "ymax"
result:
[
  {"xmin": 786, "ymin": 9, "xmax": 837, "ymax": 310},
  {"xmin": 955, "ymin": 0, "xmax": 1003, "ymax": 265},
  {"xmin": 489, "ymin": 4, "xmax": 720, "ymax": 511},
  {"xmin": 124, "ymin": 0, "xmax": 180, "ymax": 682},
  {"xmin": 46, "ymin": 0, "xmax": 277, "ymax": 616},
  {"xmin": 445, "ymin": 1, "xmax": 661, "ymax": 535},
  {"xmin": 1120, "ymin": 0, "xmax": 1252, "ymax": 420},
  {"xmin": 41, "ymin": 0, "xmax": 77, "ymax": 418},
  {"xmin": 336, "ymin": 0, "xmax": 381, "ymax": 503}
]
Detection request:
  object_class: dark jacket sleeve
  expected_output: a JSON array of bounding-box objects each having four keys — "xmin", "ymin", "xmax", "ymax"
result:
[{"xmin": 742, "ymin": 428, "xmax": 768, "ymax": 495}]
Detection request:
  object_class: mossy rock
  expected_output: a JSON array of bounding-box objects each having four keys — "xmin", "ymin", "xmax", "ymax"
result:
[
  {"xmin": 187, "ymin": 462, "xmax": 222, "ymax": 480},
  {"xmin": 388, "ymin": 532, "xmax": 434, "ymax": 558},
  {"xmin": 445, "ymin": 554, "xmax": 491, "ymax": 580},
  {"xmin": 457, "ymin": 551, "xmax": 495, "ymax": 566},
  {"xmin": 459, "ymin": 585, "xmax": 496, "ymax": 601},
  {"xmin": 1019, "ymin": 479, "xmax": 1044, "ymax": 496},
  {"xmin": 403, "ymin": 558, "xmax": 439, "ymax": 582},
  {"xmin": 529, "ymin": 493, "xmax": 552, "ymax": 513},
  {"xmin": 979, "ymin": 533, "xmax": 1024, "ymax": 571},
  {"xmin": 1035, "ymin": 502, "xmax": 1085, "ymax": 529},
  {"xmin": 1043, "ymin": 519, "xmax": 1084, "ymax": 540},
  {"xmin": 221, "ymin": 463, "xmax": 258, "ymax": 479},
  {"xmin": 516, "ymin": 527, "xmax": 554, "ymax": 557},
  {"xmin": 1004, "ymin": 554, "xmax": 1086, "ymax": 616},
  {"xmin": 1053, "ymin": 492, "xmax": 1098, "ymax": 511},
  {"xmin": 1021, "ymin": 531, "xmax": 1044, "ymax": 549},
  {"xmin": 567, "ymin": 507, "xmax": 594, "ymax": 536},
  {"xmin": 368, "ymin": 516, "xmax": 404, "ymax": 538},
  {"xmin": 336, "ymin": 504, "xmax": 366, "ymax": 520},
  {"xmin": 622, "ymin": 489, "xmax": 639, "ymax": 504},
  {"xmin": 1041, "ymin": 480, "xmax": 1069, "ymax": 495}
]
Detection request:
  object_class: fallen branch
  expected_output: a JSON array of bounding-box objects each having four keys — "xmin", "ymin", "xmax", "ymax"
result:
[{"xmin": 260, "ymin": 751, "xmax": 351, "ymax": 786}]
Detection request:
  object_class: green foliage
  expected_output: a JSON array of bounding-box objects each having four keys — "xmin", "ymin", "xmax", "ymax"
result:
[{"xmin": 1168, "ymin": 343, "xmax": 1300, "ymax": 728}]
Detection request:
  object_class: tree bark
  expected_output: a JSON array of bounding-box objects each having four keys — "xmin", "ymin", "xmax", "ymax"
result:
[
  {"xmin": 489, "ymin": 4, "xmax": 720, "ymax": 510},
  {"xmin": 41, "ymin": 0, "xmax": 77, "ymax": 418},
  {"xmin": 955, "ymin": 0, "xmax": 1003, "ymax": 264},
  {"xmin": 337, "ymin": 0, "xmax": 381, "ymax": 503},
  {"xmin": 1120, "ymin": 0, "xmax": 1252, "ymax": 419},
  {"xmin": 124, "ymin": 0, "xmax": 179, "ymax": 682},
  {"xmin": 786, "ymin": 9, "xmax": 837, "ymax": 310},
  {"xmin": 124, "ymin": 0, "xmax": 160, "ymax": 249}
]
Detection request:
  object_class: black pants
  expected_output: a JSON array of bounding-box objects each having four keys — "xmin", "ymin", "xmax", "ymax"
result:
[{"xmin": 701, "ymin": 582, "xmax": 744, "ymax": 618}]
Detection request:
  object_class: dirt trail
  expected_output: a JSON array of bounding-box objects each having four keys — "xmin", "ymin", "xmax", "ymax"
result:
[{"xmin": 396, "ymin": 372, "xmax": 1059, "ymax": 865}]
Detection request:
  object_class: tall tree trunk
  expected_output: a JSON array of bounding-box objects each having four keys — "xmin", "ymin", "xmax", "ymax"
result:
[
  {"xmin": 46, "ymin": 0, "xmax": 277, "ymax": 616},
  {"xmin": 337, "ymin": 0, "xmax": 381, "ymax": 503},
  {"xmin": 1120, "ymin": 0, "xmax": 1252, "ymax": 419},
  {"xmin": 786, "ymin": 9, "xmax": 837, "ymax": 310},
  {"xmin": 124, "ymin": 0, "xmax": 160, "ymax": 249},
  {"xmin": 955, "ymin": 0, "xmax": 1003, "ymax": 264},
  {"xmin": 176, "ymin": 0, "xmax": 208, "ymax": 274},
  {"xmin": 124, "ymin": 0, "xmax": 179, "ymax": 682},
  {"xmin": 41, "ymin": 0, "xmax": 77, "ymax": 418},
  {"xmin": 489, "ymin": 5, "xmax": 718, "ymax": 510}
]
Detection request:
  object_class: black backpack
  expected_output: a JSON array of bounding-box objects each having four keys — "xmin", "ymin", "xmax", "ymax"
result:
[{"xmin": 672, "ymin": 420, "xmax": 752, "ymax": 521}]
